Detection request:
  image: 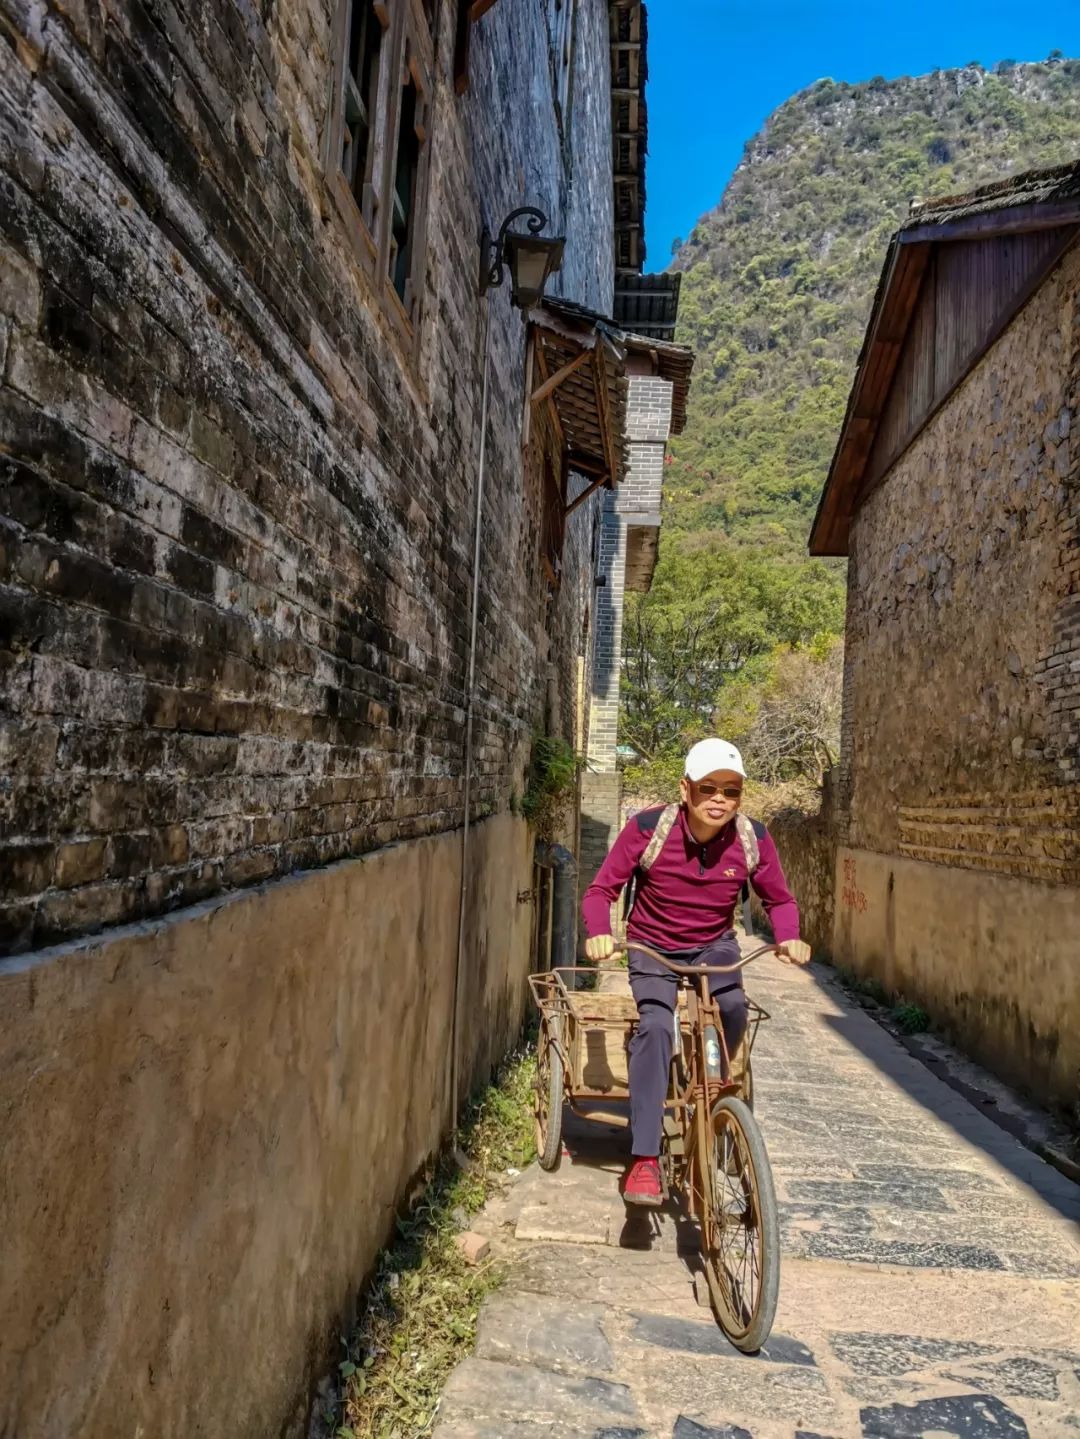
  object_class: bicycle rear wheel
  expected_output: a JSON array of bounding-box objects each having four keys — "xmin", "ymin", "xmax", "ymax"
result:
[
  {"xmin": 701, "ymin": 1095, "xmax": 779, "ymax": 1353},
  {"xmin": 534, "ymin": 1014, "xmax": 564, "ymax": 1171}
]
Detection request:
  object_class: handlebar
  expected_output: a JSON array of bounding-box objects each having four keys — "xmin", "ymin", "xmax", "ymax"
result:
[{"xmin": 616, "ymin": 940, "xmax": 778, "ymax": 977}]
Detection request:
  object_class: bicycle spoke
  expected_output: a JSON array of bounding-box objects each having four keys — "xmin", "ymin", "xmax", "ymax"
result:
[{"xmin": 709, "ymin": 1106, "xmax": 766, "ymax": 1337}]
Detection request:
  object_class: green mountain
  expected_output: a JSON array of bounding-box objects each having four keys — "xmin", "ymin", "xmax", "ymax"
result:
[{"xmin": 667, "ymin": 57, "xmax": 1080, "ymax": 550}]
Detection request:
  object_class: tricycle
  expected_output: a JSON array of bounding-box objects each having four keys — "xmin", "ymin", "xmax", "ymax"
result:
[{"xmin": 528, "ymin": 941, "xmax": 779, "ymax": 1353}]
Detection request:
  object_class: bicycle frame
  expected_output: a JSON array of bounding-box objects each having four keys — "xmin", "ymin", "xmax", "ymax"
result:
[
  {"xmin": 527, "ymin": 943, "xmax": 773, "ymax": 1138},
  {"xmin": 623, "ymin": 941, "xmax": 775, "ymax": 1220}
]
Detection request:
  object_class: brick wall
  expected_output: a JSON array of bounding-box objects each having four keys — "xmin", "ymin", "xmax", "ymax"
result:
[
  {"xmin": 586, "ymin": 372, "xmax": 672, "ymax": 773},
  {"xmin": 617, "ymin": 374, "xmax": 670, "ymax": 512},
  {"xmin": 840, "ymin": 244, "xmax": 1080, "ymax": 881},
  {"xmin": 579, "ymin": 369, "xmax": 675, "ymax": 905},
  {"xmin": 0, "ymin": 0, "xmax": 614, "ymax": 955}
]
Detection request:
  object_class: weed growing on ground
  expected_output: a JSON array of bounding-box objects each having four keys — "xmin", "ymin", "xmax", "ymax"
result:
[
  {"xmin": 332, "ymin": 1047, "xmax": 537, "ymax": 1439},
  {"xmin": 890, "ymin": 1001, "xmax": 931, "ymax": 1034},
  {"xmin": 831, "ymin": 965, "xmax": 932, "ymax": 1035}
]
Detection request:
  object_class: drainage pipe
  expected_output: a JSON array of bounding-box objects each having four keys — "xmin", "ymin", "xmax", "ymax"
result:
[
  {"xmin": 536, "ymin": 841, "xmax": 577, "ymax": 972},
  {"xmin": 450, "ymin": 298, "xmax": 492, "ymax": 1135}
]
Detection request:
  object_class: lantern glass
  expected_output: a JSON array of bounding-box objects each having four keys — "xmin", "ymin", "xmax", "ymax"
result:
[{"xmin": 506, "ymin": 233, "xmax": 565, "ymax": 308}]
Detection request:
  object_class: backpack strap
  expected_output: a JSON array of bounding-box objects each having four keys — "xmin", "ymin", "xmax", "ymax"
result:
[
  {"xmin": 639, "ymin": 804, "xmax": 680, "ymax": 872},
  {"xmin": 609, "ymin": 803, "xmax": 678, "ymax": 941},
  {"xmin": 735, "ymin": 813, "xmax": 761, "ymax": 876}
]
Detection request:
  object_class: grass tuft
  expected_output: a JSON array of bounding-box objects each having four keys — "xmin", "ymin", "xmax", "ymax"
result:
[
  {"xmin": 890, "ymin": 1001, "xmax": 931, "ymax": 1034},
  {"xmin": 325, "ymin": 1046, "xmax": 537, "ymax": 1439}
]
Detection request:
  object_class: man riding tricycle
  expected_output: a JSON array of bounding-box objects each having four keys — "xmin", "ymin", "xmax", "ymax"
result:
[{"xmin": 528, "ymin": 738, "xmax": 810, "ymax": 1352}]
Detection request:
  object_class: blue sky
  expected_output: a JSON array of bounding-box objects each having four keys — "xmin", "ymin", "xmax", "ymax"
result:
[{"xmin": 644, "ymin": 1, "xmax": 1080, "ymax": 263}]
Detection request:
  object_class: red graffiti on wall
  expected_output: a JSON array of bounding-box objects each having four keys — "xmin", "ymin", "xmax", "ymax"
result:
[{"xmin": 841, "ymin": 856, "xmax": 869, "ymax": 914}]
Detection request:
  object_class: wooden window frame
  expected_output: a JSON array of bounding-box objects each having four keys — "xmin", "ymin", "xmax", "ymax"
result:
[{"xmin": 324, "ymin": 0, "xmax": 434, "ymax": 346}]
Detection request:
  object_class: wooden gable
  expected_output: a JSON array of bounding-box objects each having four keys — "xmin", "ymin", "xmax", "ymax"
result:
[
  {"xmin": 860, "ymin": 225, "xmax": 1078, "ymax": 501},
  {"xmin": 810, "ymin": 160, "xmax": 1080, "ymax": 557}
]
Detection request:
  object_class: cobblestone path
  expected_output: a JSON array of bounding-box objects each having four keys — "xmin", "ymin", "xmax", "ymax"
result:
[{"xmin": 432, "ymin": 949, "xmax": 1080, "ymax": 1438}]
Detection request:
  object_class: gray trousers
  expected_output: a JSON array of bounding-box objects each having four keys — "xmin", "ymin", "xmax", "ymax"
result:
[{"xmin": 627, "ymin": 931, "xmax": 747, "ymax": 1159}]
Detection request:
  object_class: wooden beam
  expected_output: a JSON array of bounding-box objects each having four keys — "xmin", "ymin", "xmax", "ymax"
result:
[
  {"xmin": 564, "ymin": 473, "xmax": 608, "ymax": 519},
  {"xmin": 900, "ymin": 201, "xmax": 1080, "ymax": 247},
  {"xmin": 592, "ymin": 343, "xmax": 621, "ymax": 490},
  {"xmin": 810, "ymin": 241, "xmax": 932, "ymax": 557},
  {"xmin": 530, "ymin": 348, "xmax": 592, "ymax": 407},
  {"xmin": 532, "ymin": 342, "xmax": 565, "ymax": 452}
]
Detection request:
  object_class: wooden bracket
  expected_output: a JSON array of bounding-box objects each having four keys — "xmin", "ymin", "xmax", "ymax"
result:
[
  {"xmin": 564, "ymin": 472, "xmax": 608, "ymax": 519},
  {"xmin": 530, "ymin": 347, "xmax": 591, "ymax": 407},
  {"xmin": 532, "ymin": 343, "xmax": 565, "ymax": 451}
]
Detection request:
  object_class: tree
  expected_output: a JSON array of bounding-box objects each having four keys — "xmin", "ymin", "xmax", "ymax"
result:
[
  {"xmin": 718, "ymin": 638, "xmax": 844, "ymax": 786},
  {"xmin": 619, "ymin": 541, "xmax": 844, "ymax": 787}
]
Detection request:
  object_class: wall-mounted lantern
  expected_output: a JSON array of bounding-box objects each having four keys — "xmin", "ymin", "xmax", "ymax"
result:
[{"xmin": 479, "ymin": 206, "xmax": 565, "ymax": 309}]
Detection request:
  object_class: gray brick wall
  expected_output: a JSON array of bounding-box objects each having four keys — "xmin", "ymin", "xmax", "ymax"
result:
[
  {"xmin": 580, "ymin": 368, "xmax": 675, "ymax": 893},
  {"xmin": 0, "ymin": 0, "xmax": 614, "ymax": 953}
]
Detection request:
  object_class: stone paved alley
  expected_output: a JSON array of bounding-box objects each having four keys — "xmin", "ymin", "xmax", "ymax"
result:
[{"xmin": 432, "ymin": 946, "xmax": 1080, "ymax": 1438}]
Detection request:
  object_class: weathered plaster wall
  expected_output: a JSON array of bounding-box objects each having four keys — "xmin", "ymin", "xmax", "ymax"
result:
[
  {"xmin": 0, "ymin": 812, "xmax": 534, "ymax": 1439},
  {"xmin": 0, "ymin": 0, "xmax": 612, "ymax": 953},
  {"xmin": 0, "ymin": 0, "xmax": 615, "ymax": 1425},
  {"xmin": 835, "ymin": 242, "xmax": 1080, "ymax": 1112},
  {"xmin": 832, "ymin": 845, "xmax": 1080, "ymax": 1110}
]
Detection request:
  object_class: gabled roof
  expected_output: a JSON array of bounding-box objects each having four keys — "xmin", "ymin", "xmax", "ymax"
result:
[
  {"xmin": 538, "ymin": 297, "xmax": 694, "ymax": 435},
  {"xmin": 613, "ymin": 271, "xmax": 682, "ymax": 342},
  {"xmin": 810, "ymin": 160, "xmax": 1080, "ymax": 557},
  {"xmin": 528, "ymin": 299, "xmax": 630, "ymax": 491}
]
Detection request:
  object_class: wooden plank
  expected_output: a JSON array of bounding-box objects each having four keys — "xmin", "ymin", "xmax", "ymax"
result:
[
  {"xmin": 859, "ymin": 225, "xmax": 1080, "ymax": 510},
  {"xmin": 530, "ymin": 348, "xmax": 592, "ymax": 407},
  {"xmin": 865, "ymin": 251, "xmax": 936, "ymax": 482},
  {"xmin": 567, "ymin": 450, "xmax": 608, "ymax": 477},
  {"xmin": 899, "ymin": 198, "xmax": 1080, "ymax": 246}
]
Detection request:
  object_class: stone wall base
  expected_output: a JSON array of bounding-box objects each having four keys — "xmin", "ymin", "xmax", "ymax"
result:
[
  {"xmin": 0, "ymin": 814, "xmax": 535, "ymax": 1438},
  {"xmin": 757, "ymin": 807, "xmax": 837, "ymax": 959}
]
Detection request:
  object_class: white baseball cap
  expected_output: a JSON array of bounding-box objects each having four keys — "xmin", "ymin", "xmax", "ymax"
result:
[{"xmin": 684, "ymin": 738, "xmax": 746, "ymax": 781}]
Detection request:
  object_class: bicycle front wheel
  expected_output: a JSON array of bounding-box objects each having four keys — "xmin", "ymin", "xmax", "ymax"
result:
[{"xmin": 701, "ymin": 1094, "xmax": 779, "ymax": 1353}]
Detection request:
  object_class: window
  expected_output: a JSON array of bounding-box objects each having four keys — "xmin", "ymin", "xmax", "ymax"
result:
[
  {"xmin": 340, "ymin": 0, "xmax": 387, "ymax": 232},
  {"xmin": 387, "ymin": 37, "xmax": 430, "ymax": 313},
  {"xmin": 325, "ymin": 0, "xmax": 433, "ymax": 332}
]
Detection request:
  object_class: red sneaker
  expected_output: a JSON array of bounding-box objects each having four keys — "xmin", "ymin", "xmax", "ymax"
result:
[{"xmin": 623, "ymin": 1157, "xmax": 663, "ymax": 1208}]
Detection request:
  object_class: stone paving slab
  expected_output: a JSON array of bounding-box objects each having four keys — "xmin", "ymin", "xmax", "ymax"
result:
[
  {"xmin": 474, "ymin": 1293, "xmax": 615, "ymax": 1376},
  {"xmin": 433, "ymin": 951, "xmax": 1080, "ymax": 1439}
]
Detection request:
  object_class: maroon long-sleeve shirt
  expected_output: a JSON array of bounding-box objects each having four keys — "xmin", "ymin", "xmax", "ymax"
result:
[{"xmin": 581, "ymin": 805, "xmax": 800, "ymax": 950}]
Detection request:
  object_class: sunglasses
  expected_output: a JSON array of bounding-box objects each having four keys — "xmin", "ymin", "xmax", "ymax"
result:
[{"xmin": 694, "ymin": 782, "xmax": 742, "ymax": 799}]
